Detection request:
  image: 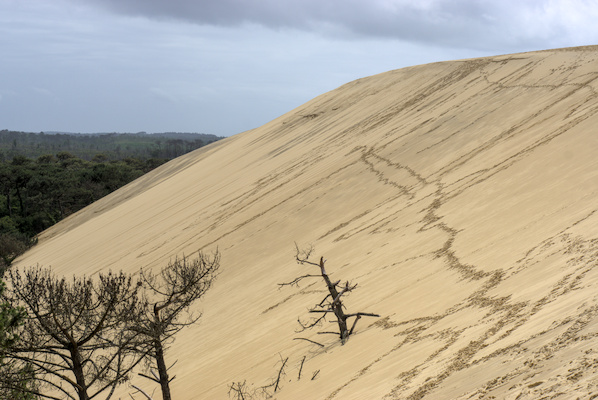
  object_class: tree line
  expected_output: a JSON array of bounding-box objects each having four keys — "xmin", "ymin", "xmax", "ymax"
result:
[{"xmin": 0, "ymin": 130, "xmax": 222, "ymax": 162}]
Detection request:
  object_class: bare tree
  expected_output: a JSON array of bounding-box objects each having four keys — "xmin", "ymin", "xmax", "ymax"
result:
[
  {"xmin": 280, "ymin": 245, "xmax": 379, "ymax": 344},
  {"xmin": 227, "ymin": 380, "xmax": 255, "ymax": 400},
  {"xmin": 258, "ymin": 355, "xmax": 288, "ymax": 396},
  {"xmin": 4, "ymin": 267, "xmax": 146, "ymax": 400},
  {"xmin": 135, "ymin": 250, "xmax": 220, "ymax": 400},
  {"xmin": 228, "ymin": 355, "xmax": 290, "ymax": 400}
]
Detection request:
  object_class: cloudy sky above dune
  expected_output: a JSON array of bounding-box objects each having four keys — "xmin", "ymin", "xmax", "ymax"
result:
[{"xmin": 1, "ymin": 0, "xmax": 597, "ymax": 136}]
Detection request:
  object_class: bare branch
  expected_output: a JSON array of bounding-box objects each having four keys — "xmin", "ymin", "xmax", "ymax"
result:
[
  {"xmin": 296, "ymin": 312, "xmax": 328, "ymax": 332},
  {"xmin": 298, "ymin": 356, "xmax": 306, "ymax": 381},
  {"xmin": 138, "ymin": 372, "xmax": 160, "ymax": 384},
  {"xmin": 348, "ymin": 315, "xmax": 362, "ymax": 336},
  {"xmin": 131, "ymin": 384, "xmax": 154, "ymax": 400},
  {"xmin": 293, "ymin": 337, "xmax": 324, "ymax": 347},
  {"xmin": 228, "ymin": 380, "xmax": 254, "ymax": 400},
  {"xmin": 345, "ymin": 312, "xmax": 380, "ymax": 318},
  {"xmin": 311, "ymin": 370, "xmax": 320, "ymax": 380},
  {"xmin": 277, "ymin": 274, "xmax": 321, "ymax": 287},
  {"xmin": 273, "ymin": 356, "xmax": 288, "ymax": 392}
]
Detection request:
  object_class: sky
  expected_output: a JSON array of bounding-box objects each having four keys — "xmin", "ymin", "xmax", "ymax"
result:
[{"xmin": 1, "ymin": 0, "xmax": 598, "ymax": 137}]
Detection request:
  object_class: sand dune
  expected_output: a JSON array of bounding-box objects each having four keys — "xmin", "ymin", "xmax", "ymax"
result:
[{"xmin": 15, "ymin": 46, "xmax": 598, "ymax": 399}]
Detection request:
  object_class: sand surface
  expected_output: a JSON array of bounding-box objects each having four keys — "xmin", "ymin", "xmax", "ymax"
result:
[{"xmin": 15, "ymin": 46, "xmax": 598, "ymax": 399}]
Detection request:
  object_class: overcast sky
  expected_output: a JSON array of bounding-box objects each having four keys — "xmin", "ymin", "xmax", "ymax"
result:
[{"xmin": 1, "ymin": 0, "xmax": 597, "ymax": 136}]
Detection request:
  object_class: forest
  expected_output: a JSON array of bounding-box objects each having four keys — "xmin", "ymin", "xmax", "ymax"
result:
[
  {"xmin": 0, "ymin": 130, "xmax": 221, "ymax": 161},
  {"xmin": 0, "ymin": 130, "xmax": 223, "ymax": 270}
]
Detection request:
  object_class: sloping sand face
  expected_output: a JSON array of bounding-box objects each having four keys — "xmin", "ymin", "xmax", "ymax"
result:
[{"xmin": 15, "ymin": 46, "xmax": 598, "ymax": 399}]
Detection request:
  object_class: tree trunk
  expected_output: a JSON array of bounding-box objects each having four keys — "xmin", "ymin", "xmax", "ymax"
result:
[
  {"xmin": 15, "ymin": 186, "xmax": 25, "ymax": 217},
  {"xmin": 4, "ymin": 187, "xmax": 11, "ymax": 217},
  {"xmin": 153, "ymin": 309, "xmax": 172, "ymax": 400},
  {"xmin": 70, "ymin": 345, "xmax": 90, "ymax": 400},
  {"xmin": 318, "ymin": 257, "xmax": 349, "ymax": 340},
  {"xmin": 154, "ymin": 339, "xmax": 172, "ymax": 400}
]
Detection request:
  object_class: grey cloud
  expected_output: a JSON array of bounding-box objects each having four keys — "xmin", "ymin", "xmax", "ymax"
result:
[
  {"xmin": 72, "ymin": 0, "xmax": 597, "ymax": 51},
  {"xmin": 3, "ymin": 0, "xmax": 597, "ymax": 135}
]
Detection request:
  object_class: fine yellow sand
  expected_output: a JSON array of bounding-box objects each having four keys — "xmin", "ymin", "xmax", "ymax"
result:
[{"xmin": 15, "ymin": 46, "xmax": 598, "ymax": 399}]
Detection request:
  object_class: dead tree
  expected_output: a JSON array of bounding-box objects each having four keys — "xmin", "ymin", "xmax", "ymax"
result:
[
  {"xmin": 135, "ymin": 250, "xmax": 220, "ymax": 400},
  {"xmin": 4, "ymin": 267, "xmax": 146, "ymax": 400},
  {"xmin": 280, "ymin": 245, "xmax": 379, "ymax": 344},
  {"xmin": 227, "ymin": 380, "xmax": 255, "ymax": 400},
  {"xmin": 228, "ymin": 355, "xmax": 289, "ymax": 400}
]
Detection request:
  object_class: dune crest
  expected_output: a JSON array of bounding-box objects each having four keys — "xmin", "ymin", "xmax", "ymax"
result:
[{"xmin": 15, "ymin": 46, "xmax": 598, "ymax": 399}]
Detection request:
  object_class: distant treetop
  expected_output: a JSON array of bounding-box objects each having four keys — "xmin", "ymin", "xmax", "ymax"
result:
[{"xmin": 0, "ymin": 130, "xmax": 224, "ymax": 161}]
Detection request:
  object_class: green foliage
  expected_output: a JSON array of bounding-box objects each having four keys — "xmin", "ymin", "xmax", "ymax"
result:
[
  {"xmin": 1, "ymin": 279, "xmax": 36, "ymax": 400},
  {"xmin": 0, "ymin": 130, "xmax": 222, "ymax": 253},
  {"xmin": 0, "ymin": 234, "xmax": 32, "ymax": 274},
  {"xmin": 0, "ymin": 363, "xmax": 38, "ymax": 400},
  {"xmin": 0, "ymin": 156, "xmax": 145, "ymax": 236},
  {"xmin": 0, "ymin": 151, "xmax": 207, "ymax": 259},
  {"xmin": 0, "ymin": 154, "xmax": 155, "ymax": 266},
  {"xmin": 0, "ymin": 279, "xmax": 24, "ymax": 351}
]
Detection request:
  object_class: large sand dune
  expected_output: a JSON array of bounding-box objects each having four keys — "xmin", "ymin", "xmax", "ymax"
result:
[{"xmin": 15, "ymin": 46, "xmax": 598, "ymax": 399}]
